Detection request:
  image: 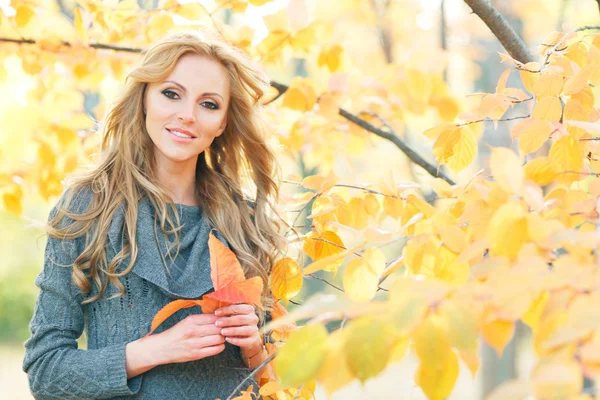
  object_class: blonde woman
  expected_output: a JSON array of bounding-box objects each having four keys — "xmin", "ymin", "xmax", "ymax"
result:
[{"xmin": 22, "ymin": 30, "xmax": 282, "ymax": 399}]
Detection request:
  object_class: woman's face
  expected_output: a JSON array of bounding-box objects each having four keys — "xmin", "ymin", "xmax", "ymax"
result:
[{"xmin": 143, "ymin": 53, "xmax": 230, "ymax": 169}]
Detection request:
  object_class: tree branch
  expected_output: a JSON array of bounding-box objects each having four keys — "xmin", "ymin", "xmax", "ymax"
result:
[
  {"xmin": 463, "ymin": 0, "xmax": 534, "ymax": 64},
  {"xmin": 0, "ymin": 37, "xmax": 143, "ymax": 53},
  {"xmin": 0, "ymin": 36, "xmax": 455, "ymax": 184},
  {"xmin": 338, "ymin": 107, "xmax": 455, "ymax": 184},
  {"xmin": 225, "ymin": 352, "xmax": 277, "ymax": 400}
]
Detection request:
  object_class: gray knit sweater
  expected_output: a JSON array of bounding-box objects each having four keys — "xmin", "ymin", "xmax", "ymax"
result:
[{"xmin": 22, "ymin": 190, "xmax": 258, "ymax": 399}]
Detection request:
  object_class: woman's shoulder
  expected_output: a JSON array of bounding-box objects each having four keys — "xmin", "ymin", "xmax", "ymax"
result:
[{"xmin": 48, "ymin": 185, "xmax": 95, "ymax": 227}]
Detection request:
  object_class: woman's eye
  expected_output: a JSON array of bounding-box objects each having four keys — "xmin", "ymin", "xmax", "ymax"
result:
[
  {"xmin": 202, "ymin": 102, "xmax": 219, "ymax": 110},
  {"xmin": 162, "ymin": 90, "xmax": 179, "ymax": 99}
]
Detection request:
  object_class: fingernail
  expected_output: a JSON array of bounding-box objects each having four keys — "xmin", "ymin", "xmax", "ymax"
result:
[
  {"xmin": 225, "ymin": 337, "xmax": 231, "ymax": 342},
  {"xmin": 215, "ymin": 310, "xmax": 222, "ymax": 316},
  {"xmin": 215, "ymin": 321, "xmax": 221, "ymax": 327},
  {"xmin": 221, "ymin": 329, "xmax": 226, "ymax": 335}
]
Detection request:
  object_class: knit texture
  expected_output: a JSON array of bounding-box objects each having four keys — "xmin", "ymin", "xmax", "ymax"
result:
[{"xmin": 23, "ymin": 189, "xmax": 258, "ymax": 399}]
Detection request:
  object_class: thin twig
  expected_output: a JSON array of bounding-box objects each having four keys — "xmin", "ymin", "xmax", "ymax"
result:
[
  {"xmin": 333, "ymin": 183, "xmax": 398, "ymax": 198},
  {"xmin": 575, "ymin": 24, "xmax": 600, "ymax": 31},
  {"xmin": 284, "ymin": 192, "xmax": 319, "ymax": 237},
  {"xmin": 310, "ymin": 237, "xmax": 363, "ymax": 257},
  {"xmin": 307, "ymin": 274, "xmax": 344, "ymax": 292},
  {"xmin": 226, "ymin": 353, "xmax": 277, "ymax": 400},
  {"xmin": 456, "ymin": 114, "xmax": 531, "ymax": 126}
]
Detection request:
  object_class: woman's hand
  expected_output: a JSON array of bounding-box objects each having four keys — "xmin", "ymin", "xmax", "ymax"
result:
[
  {"xmin": 127, "ymin": 313, "xmax": 230, "ymax": 378},
  {"xmin": 215, "ymin": 304, "xmax": 262, "ymax": 351}
]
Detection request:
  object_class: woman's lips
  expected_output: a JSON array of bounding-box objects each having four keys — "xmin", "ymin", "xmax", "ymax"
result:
[{"xmin": 167, "ymin": 128, "xmax": 195, "ymax": 142}]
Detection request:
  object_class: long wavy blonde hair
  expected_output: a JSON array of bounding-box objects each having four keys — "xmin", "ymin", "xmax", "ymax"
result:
[{"xmin": 46, "ymin": 30, "xmax": 283, "ymax": 315}]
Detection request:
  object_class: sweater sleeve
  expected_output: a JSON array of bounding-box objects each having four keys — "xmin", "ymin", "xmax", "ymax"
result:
[{"xmin": 22, "ymin": 203, "xmax": 143, "ymax": 399}]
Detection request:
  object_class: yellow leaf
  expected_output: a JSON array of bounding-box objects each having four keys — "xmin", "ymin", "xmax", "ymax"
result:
[
  {"xmin": 433, "ymin": 126, "xmax": 477, "ymax": 173},
  {"xmin": 414, "ymin": 315, "xmax": 451, "ymax": 365},
  {"xmin": 532, "ymin": 360, "xmax": 583, "ymax": 399},
  {"xmin": 15, "ymin": 5, "xmax": 35, "ymax": 28},
  {"xmin": 146, "ymin": 13, "xmax": 175, "ymax": 41},
  {"xmin": 388, "ymin": 292, "xmax": 428, "ymax": 336},
  {"xmin": 562, "ymin": 64, "xmax": 593, "ymax": 96},
  {"xmin": 176, "ymin": 3, "xmax": 207, "ymax": 20},
  {"xmin": 438, "ymin": 225, "xmax": 468, "ymax": 253},
  {"xmin": 522, "ymin": 290, "xmax": 549, "ymax": 332},
  {"xmin": 495, "ymin": 69, "xmax": 511, "ymax": 93},
  {"xmin": 337, "ymin": 197, "xmax": 369, "ymax": 229},
  {"xmin": 490, "ymin": 146, "xmax": 523, "ymax": 193},
  {"xmin": 487, "ymin": 202, "xmax": 528, "ymax": 259},
  {"xmin": 403, "ymin": 235, "xmax": 438, "ymax": 277},
  {"xmin": 249, "ymin": 0, "xmax": 274, "ymax": 5},
  {"xmin": 318, "ymin": 45, "xmax": 344, "ymax": 72},
  {"xmin": 302, "ymin": 247, "xmax": 353, "ymax": 275},
  {"xmin": 271, "ymin": 258, "xmax": 303, "ymax": 302},
  {"xmin": 532, "ymin": 96, "xmax": 562, "ymax": 121},
  {"xmin": 282, "ymin": 77, "xmax": 317, "ymax": 112},
  {"xmin": 388, "ymin": 337, "xmax": 409, "ymax": 364},
  {"xmin": 274, "ymin": 324, "xmax": 328, "ymax": 387},
  {"xmin": 539, "ymin": 31, "xmax": 564, "ymax": 55},
  {"xmin": 257, "ymin": 30, "xmax": 290, "ymax": 64},
  {"xmin": 290, "ymin": 26, "xmax": 315, "ymax": 53},
  {"xmin": 549, "ymin": 135, "xmax": 584, "ymax": 181},
  {"xmin": 317, "ymin": 330, "xmax": 354, "ymax": 396},
  {"xmin": 439, "ymin": 300, "xmax": 478, "ymax": 352},
  {"xmin": 481, "ymin": 319, "xmax": 515, "ymax": 358},
  {"xmin": 514, "ymin": 118, "xmax": 554, "ymax": 155},
  {"xmin": 303, "ymin": 230, "xmax": 343, "ymax": 258},
  {"xmin": 343, "ymin": 316, "xmax": 395, "ymax": 383},
  {"xmin": 533, "ymin": 73, "xmax": 563, "ymax": 97},
  {"xmin": 363, "ymin": 193, "xmax": 380, "ymax": 217},
  {"xmin": 436, "ymin": 245, "xmax": 470, "ymax": 285},
  {"xmin": 215, "ymin": 0, "xmax": 248, "ymax": 13},
  {"xmin": 2, "ymin": 183, "xmax": 23, "ymax": 216},
  {"xmin": 524, "ymin": 156, "xmax": 559, "ymax": 185},
  {"xmin": 342, "ymin": 248, "xmax": 385, "ymax": 302},
  {"xmin": 415, "ymin": 350, "xmax": 459, "ymax": 400},
  {"xmin": 459, "ymin": 350, "xmax": 480, "ymax": 377},
  {"xmin": 74, "ymin": 7, "xmax": 89, "ymax": 45},
  {"xmin": 423, "ymin": 123, "xmax": 455, "ymax": 140},
  {"xmin": 519, "ymin": 62, "xmax": 540, "ymax": 94}
]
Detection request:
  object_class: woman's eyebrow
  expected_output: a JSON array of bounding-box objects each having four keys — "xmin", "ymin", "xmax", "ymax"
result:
[{"xmin": 163, "ymin": 80, "xmax": 224, "ymax": 101}]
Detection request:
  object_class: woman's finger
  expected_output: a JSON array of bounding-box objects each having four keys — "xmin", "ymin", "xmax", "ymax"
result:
[
  {"xmin": 221, "ymin": 326, "xmax": 258, "ymax": 337},
  {"xmin": 215, "ymin": 314, "xmax": 258, "ymax": 328},
  {"xmin": 224, "ymin": 336, "xmax": 259, "ymax": 348},
  {"xmin": 189, "ymin": 334, "xmax": 226, "ymax": 349},
  {"xmin": 214, "ymin": 304, "xmax": 255, "ymax": 316}
]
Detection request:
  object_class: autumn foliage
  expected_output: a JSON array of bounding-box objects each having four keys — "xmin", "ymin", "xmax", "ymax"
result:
[
  {"xmin": 145, "ymin": 232, "xmax": 263, "ymax": 336},
  {"xmin": 4, "ymin": 0, "xmax": 600, "ymax": 399}
]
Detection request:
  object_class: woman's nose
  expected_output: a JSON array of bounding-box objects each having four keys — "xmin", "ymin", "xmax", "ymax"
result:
[{"xmin": 177, "ymin": 103, "xmax": 196, "ymax": 123}]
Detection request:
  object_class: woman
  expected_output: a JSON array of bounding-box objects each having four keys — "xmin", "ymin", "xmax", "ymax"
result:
[{"xmin": 22, "ymin": 29, "xmax": 282, "ymax": 399}]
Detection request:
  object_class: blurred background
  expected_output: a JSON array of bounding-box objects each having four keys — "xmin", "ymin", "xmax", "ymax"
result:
[{"xmin": 1, "ymin": 0, "xmax": 599, "ymax": 398}]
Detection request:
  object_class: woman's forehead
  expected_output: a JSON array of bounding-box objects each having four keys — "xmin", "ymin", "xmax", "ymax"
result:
[{"xmin": 163, "ymin": 54, "xmax": 230, "ymax": 98}]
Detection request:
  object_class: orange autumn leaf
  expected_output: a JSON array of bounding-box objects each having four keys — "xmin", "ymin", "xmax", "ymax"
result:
[
  {"xmin": 205, "ymin": 276, "xmax": 264, "ymax": 309},
  {"xmin": 145, "ymin": 299, "xmax": 202, "ymax": 337},
  {"xmin": 146, "ymin": 232, "xmax": 264, "ymax": 335},
  {"xmin": 195, "ymin": 297, "xmax": 229, "ymax": 314},
  {"xmin": 209, "ymin": 231, "xmax": 245, "ymax": 290}
]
